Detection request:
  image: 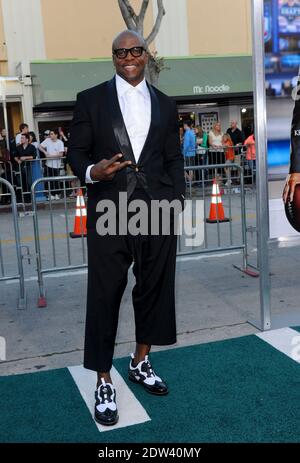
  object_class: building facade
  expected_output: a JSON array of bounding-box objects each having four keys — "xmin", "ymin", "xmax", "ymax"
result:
[{"xmin": 0, "ymin": 0, "xmax": 252, "ymax": 142}]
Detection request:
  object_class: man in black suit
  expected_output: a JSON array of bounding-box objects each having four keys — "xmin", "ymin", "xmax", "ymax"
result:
[
  {"xmin": 68, "ymin": 30, "xmax": 185, "ymax": 426},
  {"xmin": 283, "ymin": 78, "xmax": 300, "ymax": 203}
]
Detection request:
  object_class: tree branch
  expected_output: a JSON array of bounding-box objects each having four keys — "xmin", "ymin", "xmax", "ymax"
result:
[
  {"xmin": 136, "ymin": 0, "xmax": 150, "ymax": 34},
  {"xmin": 118, "ymin": 0, "xmax": 137, "ymax": 30},
  {"xmin": 145, "ymin": 0, "xmax": 165, "ymax": 47}
]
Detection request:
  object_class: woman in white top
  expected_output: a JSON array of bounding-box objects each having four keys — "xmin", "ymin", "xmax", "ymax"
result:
[{"xmin": 208, "ymin": 122, "xmax": 224, "ymax": 167}]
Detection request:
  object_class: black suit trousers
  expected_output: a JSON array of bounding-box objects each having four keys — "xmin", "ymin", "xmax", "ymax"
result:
[{"xmin": 84, "ymin": 189, "xmax": 178, "ymax": 372}]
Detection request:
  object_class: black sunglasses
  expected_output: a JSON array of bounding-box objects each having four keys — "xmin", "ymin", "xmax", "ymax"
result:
[{"xmin": 113, "ymin": 46, "xmax": 145, "ymax": 59}]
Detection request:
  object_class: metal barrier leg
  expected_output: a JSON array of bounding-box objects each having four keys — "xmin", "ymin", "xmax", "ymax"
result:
[
  {"xmin": 37, "ymin": 279, "xmax": 47, "ymax": 308},
  {"xmin": 232, "ymin": 165, "xmax": 259, "ymax": 278},
  {"xmin": 36, "ymin": 248, "xmax": 47, "ymax": 308},
  {"xmin": 31, "ymin": 181, "xmax": 47, "ymax": 307},
  {"xmin": 12, "ymin": 198, "xmax": 27, "ymax": 309},
  {"xmin": 18, "ymin": 291, "xmax": 27, "ymax": 310},
  {"xmin": 0, "ymin": 178, "xmax": 27, "ymax": 309}
]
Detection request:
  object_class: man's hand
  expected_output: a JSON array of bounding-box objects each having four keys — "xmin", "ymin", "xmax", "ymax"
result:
[
  {"xmin": 283, "ymin": 173, "xmax": 300, "ymax": 203},
  {"xmin": 90, "ymin": 154, "xmax": 132, "ymax": 181}
]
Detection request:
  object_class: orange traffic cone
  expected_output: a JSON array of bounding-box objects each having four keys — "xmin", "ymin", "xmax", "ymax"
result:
[
  {"xmin": 206, "ymin": 178, "xmax": 230, "ymax": 223},
  {"xmin": 70, "ymin": 189, "xmax": 87, "ymax": 238}
]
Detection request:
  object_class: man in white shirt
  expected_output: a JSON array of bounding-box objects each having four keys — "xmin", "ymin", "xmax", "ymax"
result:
[
  {"xmin": 39, "ymin": 129, "xmax": 64, "ymax": 200},
  {"xmin": 68, "ymin": 30, "xmax": 185, "ymax": 426}
]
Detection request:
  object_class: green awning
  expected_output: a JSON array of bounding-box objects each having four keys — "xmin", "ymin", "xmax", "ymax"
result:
[{"xmin": 30, "ymin": 55, "xmax": 252, "ymax": 106}]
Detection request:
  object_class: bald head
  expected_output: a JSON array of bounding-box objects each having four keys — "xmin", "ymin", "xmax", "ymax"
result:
[{"xmin": 112, "ymin": 30, "xmax": 146, "ymax": 51}]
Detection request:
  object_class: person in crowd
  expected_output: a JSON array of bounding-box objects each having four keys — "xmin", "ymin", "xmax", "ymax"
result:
[
  {"xmin": 194, "ymin": 125, "xmax": 208, "ymax": 148},
  {"xmin": 28, "ymin": 131, "xmax": 45, "ymax": 195},
  {"xmin": 194, "ymin": 125, "xmax": 208, "ymax": 163},
  {"xmin": 15, "ymin": 123, "xmax": 29, "ymax": 147},
  {"xmin": 39, "ymin": 129, "xmax": 64, "ymax": 200},
  {"xmin": 58, "ymin": 127, "xmax": 68, "ymax": 146},
  {"xmin": 208, "ymin": 121, "xmax": 224, "ymax": 174},
  {"xmin": 222, "ymin": 133, "xmax": 235, "ymax": 186},
  {"xmin": 227, "ymin": 120, "xmax": 244, "ymax": 177},
  {"xmin": 226, "ymin": 120, "xmax": 245, "ymax": 154},
  {"xmin": 182, "ymin": 120, "xmax": 196, "ymax": 183},
  {"xmin": 244, "ymin": 133, "xmax": 256, "ymax": 183},
  {"xmin": 38, "ymin": 130, "xmax": 50, "ymax": 159},
  {"xmin": 0, "ymin": 128, "xmax": 12, "ymax": 204},
  {"xmin": 58, "ymin": 126, "xmax": 68, "ymax": 165},
  {"xmin": 0, "ymin": 128, "xmax": 7, "ymax": 146},
  {"xmin": 208, "ymin": 122, "xmax": 223, "ymax": 158},
  {"xmin": 0, "ymin": 128, "xmax": 7, "ymax": 155},
  {"xmin": 179, "ymin": 126, "xmax": 184, "ymax": 144},
  {"xmin": 57, "ymin": 126, "xmax": 79, "ymax": 197},
  {"xmin": 29, "ymin": 131, "xmax": 38, "ymax": 150},
  {"xmin": 183, "ymin": 120, "xmax": 196, "ymax": 156},
  {"xmin": 15, "ymin": 133, "xmax": 36, "ymax": 203},
  {"xmin": 58, "ymin": 127, "xmax": 81, "ymax": 198},
  {"xmin": 226, "ymin": 121, "xmax": 246, "ymax": 183}
]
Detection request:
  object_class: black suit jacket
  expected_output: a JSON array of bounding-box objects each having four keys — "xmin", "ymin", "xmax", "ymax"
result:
[
  {"xmin": 68, "ymin": 76, "xmax": 185, "ymax": 228},
  {"xmin": 289, "ymin": 79, "xmax": 300, "ymax": 173}
]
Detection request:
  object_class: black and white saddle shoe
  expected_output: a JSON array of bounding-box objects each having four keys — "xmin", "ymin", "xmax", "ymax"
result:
[
  {"xmin": 128, "ymin": 353, "xmax": 168, "ymax": 395},
  {"xmin": 94, "ymin": 378, "xmax": 119, "ymax": 426}
]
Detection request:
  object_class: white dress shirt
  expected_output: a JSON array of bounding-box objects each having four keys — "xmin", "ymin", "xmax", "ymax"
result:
[{"xmin": 85, "ymin": 74, "xmax": 151, "ymax": 183}]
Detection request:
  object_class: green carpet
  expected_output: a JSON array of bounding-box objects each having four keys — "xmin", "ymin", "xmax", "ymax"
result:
[
  {"xmin": 0, "ymin": 368, "xmax": 100, "ymax": 443},
  {"xmin": 0, "ymin": 334, "xmax": 299, "ymax": 443}
]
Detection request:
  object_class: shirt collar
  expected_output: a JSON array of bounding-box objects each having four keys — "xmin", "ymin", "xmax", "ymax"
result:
[{"xmin": 115, "ymin": 74, "xmax": 149, "ymax": 98}]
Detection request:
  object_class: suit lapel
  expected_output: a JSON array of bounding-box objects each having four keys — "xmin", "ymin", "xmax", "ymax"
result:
[
  {"xmin": 107, "ymin": 76, "xmax": 161, "ymax": 166},
  {"xmin": 107, "ymin": 77, "xmax": 136, "ymax": 164}
]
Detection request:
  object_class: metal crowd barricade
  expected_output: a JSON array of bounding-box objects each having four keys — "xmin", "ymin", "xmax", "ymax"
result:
[
  {"xmin": 0, "ymin": 178, "xmax": 26, "ymax": 309},
  {"xmin": 0, "ymin": 156, "xmax": 69, "ymax": 207},
  {"xmin": 31, "ymin": 165, "xmax": 256, "ymax": 308},
  {"xmin": 185, "ymin": 144, "xmax": 256, "ymax": 189},
  {"xmin": 2, "ymin": 146, "xmax": 256, "ymax": 205},
  {"xmin": 178, "ymin": 163, "xmax": 258, "ymax": 277},
  {"xmin": 0, "ymin": 158, "xmax": 41, "ymax": 206},
  {"xmin": 31, "ymin": 175, "xmax": 86, "ymax": 307}
]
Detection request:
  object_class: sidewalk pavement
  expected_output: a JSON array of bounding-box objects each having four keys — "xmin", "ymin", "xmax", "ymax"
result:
[{"xmin": 1, "ymin": 242, "xmax": 300, "ymax": 377}]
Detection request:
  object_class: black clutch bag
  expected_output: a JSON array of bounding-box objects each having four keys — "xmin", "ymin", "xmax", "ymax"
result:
[{"xmin": 284, "ymin": 183, "xmax": 300, "ymax": 233}]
